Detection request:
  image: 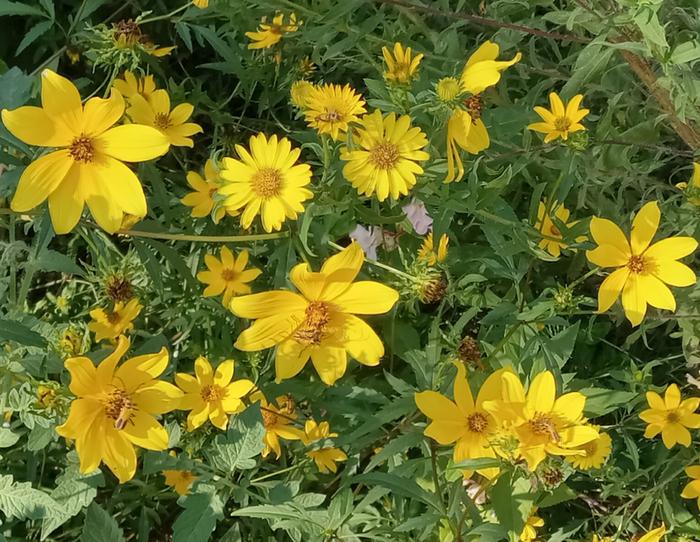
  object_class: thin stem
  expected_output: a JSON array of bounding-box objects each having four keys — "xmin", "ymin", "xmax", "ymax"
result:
[
  {"xmin": 327, "ymin": 241, "xmax": 417, "ymax": 281},
  {"xmin": 117, "ymin": 229, "xmax": 289, "ymax": 243},
  {"xmin": 139, "ymin": 3, "xmax": 190, "ymax": 24},
  {"xmin": 250, "ymin": 461, "xmax": 309, "ymax": 484}
]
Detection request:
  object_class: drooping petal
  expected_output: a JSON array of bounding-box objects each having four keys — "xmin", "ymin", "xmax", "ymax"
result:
[
  {"xmin": 101, "ymin": 430, "xmax": 137, "ymax": 483},
  {"xmin": 310, "ymin": 346, "xmax": 348, "ymax": 386},
  {"xmin": 10, "ymin": 150, "xmax": 73, "ymax": 212},
  {"xmin": 275, "ymin": 339, "xmax": 312, "ymax": 382},
  {"xmin": 597, "ymin": 267, "xmax": 630, "ymax": 313},
  {"xmin": 47, "ymin": 163, "xmax": 87, "ymax": 234},
  {"xmin": 621, "ymin": 274, "xmax": 647, "ymax": 326}
]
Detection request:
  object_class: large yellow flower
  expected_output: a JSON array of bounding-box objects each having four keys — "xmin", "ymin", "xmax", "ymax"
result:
[
  {"xmin": 415, "ymin": 363, "xmax": 507, "ymax": 479},
  {"xmin": 340, "ymin": 110, "xmax": 429, "ymax": 201},
  {"xmin": 566, "ymin": 428, "xmax": 612, "ymax": 470},
  {"xmin": 127, "ymin": 89, "xmax": 202, "ymax": 148},
  {"xmin": 259, "ymin": 395, "xmax": 305, "ymax": 458},
  {"xmin": 230, "ymin": 242, "xmax": 399, "ymax": 385},
  {"xmin": 175, "ymin": 356, "xmax": 255, "ymax": 431},
  {"xmin": 638, "ymin": 525, "xmax": 666, "ymax": 542},
  {"xmin": 88, "ymin": 299, "xmax": 142, "ymax": 342},
  {"xmin": 218, "ymin": 133, "xmax": 313, "ymax": 232},
  {"xmin": 382, "ymin": 42, "xmax": 423, "ymax": 85},
  {"xmin": 681, "ymin": 465, "xmax": 700, "ymax": 509},
  {"xmin": 535, "ymin": 200, "xmax": 584, "ymax": 257},
  {"xmin": 56, "ymin": 336, "xmax": 183, "ymax": 483},
  {"xmin": 676, "ymin": 162, "xmax": 700, "ymax": 206},
  {"xmin": 181, "ymin": 159, "xmax": 229, "ymax": 222},
  {"xmin": 528, "ymin": 92, "xmax": 589, "ymax": 143},
  {"xmin": 2, "ymin": 70, "xmax": 169, "ymax": 233},
  {"xmin": 246, "ymin": 13, "xmax": 300, "ymax": 49},
  {"xmin": 303, "ymin": 420, "xmax": 347, "ymax": 473},
  {"xmin": 639, "ymin": 384, "xmax": 700, "ymax": 448},
  {"xmin": 586, "ymin": 201, "xmax": 698, "ymax": 326},
  {"xmin": 304, "ymin": 83, "xmax": 367, "ymax": 141},
  {"xmin": 196, "ymin": 247, "xmax": 261, "ymax": 307},
  {"xmin": 112, "ymin": 71, "xmax": 156, "ymax": 102}
]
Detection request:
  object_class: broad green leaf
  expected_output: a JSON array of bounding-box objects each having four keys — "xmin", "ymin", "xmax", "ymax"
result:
[
  {"xmin": 0, "ymin": 428, "xmax": 20, "ymax": 448},
  {"xmin": 491, "ymin": 472, "xmax": 535, "ymax": 540},
  {"xmin": 81, "ymin": 503, "xmax": 124, "ymax": 542},
  {"xmin": 206, "ymin": 404, "xmax": 265, "ymax": 473},
  {"xmin": 172, "ymin": 492, "xmax": 224, "ymax": 542},
  {"xmin": 350, "ymin": 472, "xmax": 441, "ymax": 512},
  {"xmin": 0, "ymin": 319, "xmax": 46, "ymax": 347}
]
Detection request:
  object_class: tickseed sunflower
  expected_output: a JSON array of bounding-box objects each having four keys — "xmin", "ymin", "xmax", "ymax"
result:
[
  {"xmin": 304, "ymin": 83, "xmax": 367, "ymax": 141},
  {"xmin": 382, "ymin": 42, "xmax": 423, "ymax": 85},
  {"xmin": 415, "ymin": 362, "xmax": 507, "ymax": 479},
  {"xmin": 638, "ymin": 525, "xmax": 666, "ymax": 542},
  {"xmin": 127, "ymin": 89, "xmax": 202, "ymax": 148},
  {"xmin": 444, "ymin": 41, "xmax": 521, "ymax": 183},
  {"xmin": 88, "ymin": 299, "xmax": 142, "ymax": 342},
  {"xmin": 218, "ymin": 133, "xmax": 313, "ymax": 232},
  {"xmin": 2, "ymin": 70, "xmax": 169, "ymax": 233},
  {"xmin": 181, "ymin": 159, "xmax": 234, "ymax": 223},
  {"xmin": 258, "ymin": 395, "xmax": 305, "ymax": 458},
  {"xmin": 639, "ymin": 383, "xmax": 700, "ymax": 448},
  {"xmin": 231, "ymin": 242, "xmax": 399, "ymax": 386},
  {"xmin": 676, "ymin": 162, "xmax": 700, "ymax": 206},
  {"xmin": 340, "ymin": 110, "xmax": 429, "ymax": 201},
  {"xmin": 418, "ymin": 232, "xmax": 449, "ymax": 266},
  {"xmin": 175, "ymin": 356, "xmax": 255, "ymax": 431},
  {"xmin": 681, "ymin": 466, "xmax": 700, "ymax": 509},
  {"xmin": 56, "ymin": 336, "xmax": 183, "ymax": 483},
  {"xmin": 163, "ymin": 469, "xmax": 197, "ymax": 495},
  {"xmin": 197, "ymin": 247, "xmax": 261, "ymax": 307},
  {"xmin": 303, "ymin": 420, "xmax": 348, "ymax": 473},
  {"xmin": 436, "ymin": 77, "xmax": 460, "ymax": 102},
  {"xmin": 112, "ymin": 71, "xmax": 156, "ymax": 102},
  {"xmin": 290, "ymin": 80, "xmax": 315, "ymax": 109},
  {"xmin": 586, "ymin": 201, "xmax": 698, "ymax": 326},
  {"xmin": 535, "ymin": 200, "xmax": 584, "ymax": 257},
  {"xmin": 566, "ymin": 429, "xmax": 612, "ymax": 470},
  {"xmin": 528, "ymin": 92, "xmax": 589, "ymax": 143},
  {"xmin": 485, "ymin": 370, "xmax": 598, "ymax": 471},
  {"xmin": 246, "ymin": 13, "xmax": 300, "ymax": 50},
  {"xmin": 519, "ymin": 508, "xmax": 544, "ymax": 542}
]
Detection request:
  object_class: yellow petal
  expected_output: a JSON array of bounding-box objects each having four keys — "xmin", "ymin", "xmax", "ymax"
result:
[
  {"xmin": 597, "ymin": 267, "xmax": 629, "ymax": 313},
  {"xmin": 135, "ymin": 381, "xmax": 183, "ymax": 414},
  {"xmin": 526, "ymin": 372, "xmax": 555, "ymax": 413},
  {"xmin": 330, "ymin": 313, "xmax": 384, "ymax": 366},
  {"xmin": 64, "ymin": 356, "xmax": 97, "ymax": 396},
  {"xmin": 275, "ymin": 339, "xmax": 312, "ymax": 382},
  {"xmin": 40, "ymin": 69, "xmax": 83, "ymax": 134},
  {"xmin": 214, "ymin": 360, "xmax": 234, "ymax": 387},
  {"xmin": 645, "ymin": 237, "xmax": 698, "ymax": 261},
  {"xmin": 115, "ymin": 347, "xmax": 167, "ymax": 391},
  {"xmin": 586, "ymin": 244, "xmax": 629, "ymax": 268},
  {"xmin": 331, "ymin": 281, "xmax": 399, "ymax": 314},
  {"xmin": 664, "ymin": 384, "xmax": 681, "ymax": 409},
  {"xmin": 588, "ymin": 217, "xmax": 631, "ymax": 257},
  {"xmin": 10, "ymin": 150, "xmax": 73, "ymax": 212},
  {"xmin": 82, "ymin": 90, "xmax": 125, "ymax": 136},
  {"xmin": 310, "ymin": 346, "xmax": 347, "ymax": 385},
  {"xmin": 121, "ymin": 410, "xmax": 169, "ymax": 450},
  {"xmin": 101, "ymin": 430, "xmax": 137, "ymax": 483},
  {"xmin": 463, "ymin": 118, "xmax": 490, "ymax": 154},
  {"xmin": 637, "ymin": 274, "xmax": 676, "ymax": 311},
  {"xmin": 552, "ymin": 392, "xmax": 586, "ymax": 422},
  {"xmin": 453, "ymin": 362, "xmax": 475, "ymax": 417},
  {"xmin": 234, "ymin": 314, "xmax": 298, "ymax": 351},
  {"xmin": 415, "ymin": 391, "xmax": 463, "ymax": 422},
  {"xmin": 230, "ymin": 291, "xmax": 308, "ymax": 318},
  {"xmin": 1, "ymin": 106, "xmax": 72, "ymax": 147},
  {"xmin": 630, "ymin": 201, "xmax": 660, "ymax": 255},
  {"xmin": 95, "ymin": 125, "xmax": 169, "ymax": 162},
  {"xmin": 621, "ymin": 274, "xmax": 647, "ymax": 326},
  {"xmin": 48, "ymin": 164, "xmax": 87, "ymax": 234}
]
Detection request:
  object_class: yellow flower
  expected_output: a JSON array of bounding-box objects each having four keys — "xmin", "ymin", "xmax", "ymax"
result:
[
  {"xmin": 486, "ymin": 370, "xmax": 598, "ymax": 471},
  {"xmin": 591, "ymin": 536, "xmax": 613, "ymax": 542},
  {"xmin": 36, "ymin": 385, "xmax": 58, "ymax": 409},
  {"xmin": 2, "ymin": 70, "xmax": 169, "ymax": 233},
  {"xmin": 519, "ymin": 508, "xmax": 544, "ymax": 542},
  {"xmin": 58, "ymin": 328, "xmax": 83, "ymax": 356},
  {"xmin": 436, "ymin": 77, "xmax": 460, "ymax": 102},
  {"xmin": 192, "ymin": 0, "xmax": 208, "ymax": 8},
  {"xmin": 181, "ymin": 159, "xmax": 233, "ymax": 222},
  {"xmin": 418, "ymin": 232, "xmax": 449, "ymax": 266},
  {"xmin": 175, "ymin": 356, "xmax": 255, "ymax": 431},
  {"xmin": 682, "ymin": 465, "xmax": 700, "ymax": 509},
  {"xmin": 676, "ymin": 162, "xmax": 700, "ymax": 206},
  {"xmin": 163, "ymin": 469, "xmax": 197, "ymax": 495},
  {"xmin": 340, "ymin": 110, "xmax": 429, "ymax": 201},
  {"xmin": 638, "ymin": 525, "xmax": 666, "ymax": 542},
  {"xmin": 304, "ymin": 83, "xmax": 367, "ymax": 141},
  {"xmin": 566, "ymin": 429, "xmax": 612, "ymax": 470},
  {"xmin": 382, "ymin": 42, "xmax": 423, "ymax": 85},
  {"xmin": 127, "ymin": 89, "xmax": 202, "ymax": 148},
  {"xmin": 528, "ymin": 92, "xmax": 589, "ymax": 143},
  {"xmin": 290, "ymin": 80, "xmax": 315, "ymax": 109},
  {"xmin": 535, "ymin": 200, "xmax": 583, "ymax": 257},
  {"xmin": 112, "ymin": 19, "xmax": 176, "ymax": 57},
  {"xmin": 445, "ymin": 41, "xmax": 520, "ymax": 183},
  {"xmin": 415, "ymin": 362, "xmax": 508, "ymax": 479},
  {"xmin": 246, "ymin": 13, "xmax": 300, "ymax": 50},
  {"xmin": 56, "ymin": 336, "xmax": 183, "ymax": 483},
  {"xmin": 586, "ymin": 201, "xmax": 698, "ymax": 326},
  {"xmin": 230, "ymin": 242, "xmax": 399, "ymax": 385},
  {"xmin": 218, "ymin": 133, "xmax": 313, "ymax": 232},
  {"xmin": 112, "ymin": 71, "xmax": 156, "ymax": 102},
  {"xmin": 259, "ymin": 395, "xmax": 305, "ymax": 458},
  {"xmin": 197, "ymin": 247, "xmax": 261, "ymax": 307},
  {"xmin": 303, "ymin": 420, "xmax": 347, "ymax": 473},
  {"xmin": 639, "ymin": 384, "xmax": 700, "ymax": 448},
  {"xmin": 298, "ymin": 56, "xmax": 316, "ymax": 78},
  {"xmin": 88, "ymin": 299, "xmax": 142, "ymax": 342}
]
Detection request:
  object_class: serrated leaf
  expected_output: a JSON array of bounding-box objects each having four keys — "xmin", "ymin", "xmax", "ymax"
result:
[
  {"xmin": 172, "ymin": 492, "xmax": 224, "ymax": 542},
  {"xmin": 35, "ymin": 249, "xmax": 84, "ymax": 276},
  {"xmin": 41, "ymin": 470, "xmax": 103, "ymax": 540},
  {"xmin": 0, "ymin": 319, "xmax": 47, "ymax": 347},
  {"xmin": 350, "ymin": 472, "xmax": 441, "ymax": 512},
  {"xmin": 0, "ymin": 475, "xmax": 64, "ymax": 522},
  {"xmin": 0, "ymin": 0, "xmax": 46, "ymax": 16},
  {"xmin": 15, "ymin": 19, "xmax": 52, "ymax": 54},
  {"xmin": 491, "ymin": 472, "xmax": 534, "ymax": 538},
  {"xmin": 206, "ymin": 404, "xmax": 265, "ymax": 473},
  {"xmin": 81, "ymin": 503, "xmax": 124, "ymax": 542}
]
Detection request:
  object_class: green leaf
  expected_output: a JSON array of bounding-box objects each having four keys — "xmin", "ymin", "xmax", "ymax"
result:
[
  {"xmin": 0, "ymin": 475, "xmax": 64, "ymax": 522},
  {"xmin": 16, "ymin": 19, "xmax": 52, "ymax": 54},
  {"xmin": 491, "ymin": 472, "xmax": 535, "ymax": 539},
  {"xmin": 0, "ymin": 319, "xmax": 46, "ymax": 348},
  {"xmin": 670, "ymin": 41, "xmax": 700, "ymax": 65},
  {"xmin": 581, "ymin": 387, "xmax": 638, "ymax": 416},
  {"xmin": 350, "ymin": 472, "xmax": 441, "ymax": 512},
  {"xmin": 35, "ymin": 249, "xmax": 84, "ymax": 276},
  {"xmin": 538, "ymin": 484, "xmax": 577, "ymax": 508},
  {"xmin": 42, "ymin": 469, "xmax": 103, "ymax": 540},
  {"xmin": 81, "ymin": 503, "xmax": 124, "ymax": 542},
  {"xmin": 561, "ymin": 41, "xmax": 615, "ymax": 99},
  {"xmin": 0, "ymin": 428, "xmax": 20, "ymax": 448},
  {"xmin": 172, "ymin": 492, "xmax": 224, "ymax": 542},
  {"xmin": 206, "ymin": 404, "xmax": 265, "ymax": 473},
  {"xmin": 0, "ymin": 0, "xmax": 46, "ymax": 17}
]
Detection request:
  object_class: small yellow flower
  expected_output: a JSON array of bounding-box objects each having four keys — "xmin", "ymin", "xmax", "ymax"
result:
[
  {"xmin": 66, "ymin": 48, "xmax": 81, "ymax": 64},
  {"xmin": 340, "ymin": 110, "xmax": 429, "ymax": 201},
  {"xmin": 127, "ymin": 89, "xmax": 202, "ymax": 148},
  {"xmin": 112, "ymin": 19, "xmax": 175, "ymax": 57},
  {"xmin": 192, "ymin": 0, "xmax": 208, "ymax": 7},
  {"xmin": 638, "ymin": 525, "xmax": 666, "ymax": 542},
  {"xmin": 55, "ymin": 295, "xmax": 70, "ymax": 312},
  {"xmin": 112, "ymin": 71, "xmax": 157, "ymax": 102},
  {"xmin": 175, "ymin": 356, "xmax": 255, "ymax": 431},
  {"xmin": 676, "ymin": 162, "xmax": 700, "ymax": 206},
  {"xmin": 591, "ymin": 535, "xmax": 613, "ymax": 542},
  {"xmin": 520, "ymin": 509, "xmax": 544, "ymax": 542},
  {"xmin": 218, "ymin": 133, "xmax": 313, "ymax": 232},
  {"xmin": 436, "ymin": 77, "xmax": 460, "ymax": 102},
  {"xmin": 566, "ymin": 429, "xmax": 612, "ymax": 470},
  {"xmin": 639, "ymin": 384, "xmax": 700, "ymax": 448},
  {"xmin": 535, "ymin": 200, "xmax": 583, "ymax": 257},
  {"xmin": 36, "ymin": 385, "xmax": 58, "ymax": 409},
  {"xmin": 56, "ymin": 336, "xmax": 183, "ymax": 483},
  {"xmin": 58, "ymin": 328, "xmax": 83, "ymax": 356},
  {"xmin": 586, "ymin": 201, "xmax": 698, "ymax": 326},
  {"xmin": 304, "ymin": 83, "xmax": 366, "ymax": 141},
  {"xmin": 290, "ymin": 80, "xmax": 315, "ymax": 109},
  {"xmin": 88, "ymin": 299, "xmax": 142, "ymax": 342},
  {"xmin": 528, "ymin": 92, "xmax": 589, "ymax": 143},
  {"xmin": 681, "ymin": 465, "xmax": 700, "ymax": 510},
  {"xmin": 246, "ymin": 13, "xmax": 300, "ymax": 50},
  {"xmin": 181, "ymin": 159, "xmax": 230, "ymax": 222},
  {"xmin": 298, "ymin": 56, "xmax": 316, "ymax": 78},
  {"xmin": 196, "ymin": 247, "xmax": 261, "ymax": 307},
  {"xmin": 303, "ymin": 420, "xmax": 347, "ymax": 473},
  {"xmin": 382, "ymin": 42, "xmax": 423, "ymax": 85},
  {"xmin": 418, "ymin": 232, "xmax": 449, "ymax": 266},
  {"xmin": 259, "ymin": 395, "xmax": 305, "ymax": 459},
  {"xmin": 163, "ymin": 469, "xmax": 197, "ymax": 495}
]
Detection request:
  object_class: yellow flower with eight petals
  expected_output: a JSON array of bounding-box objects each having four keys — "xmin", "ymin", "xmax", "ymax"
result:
[
  {"xmin": 528, "ymin": 92, "xmax": 589, "ymax": 143},
  {"xmin": 681, "ymin": 465, "xmax": 700, "ymax": 509},
  {"xmin": 340, "ymin": 110, "xmax": 429, "ymax": 201},
  {"xmin": 2, "ymin": 70, "xmax": 169, "ymax": 233},
  {"xmin": 586, "ymin": 201, "xmax": 698, "ymax": 326},
  {"xmin": 246, "ymin": 13, "xmax": 300, "ymax": 49},
  {"xmin": 196, "ymin": 247, "xmax": 261, "ymax": 307},
  {"xmin": 418, "ymin": 232, "xmax": 449, "ymax": 266},
  {"xmin": 231, "ymin": 242, "xmax": 399, "ymax": 385},
  {"xmin": 163, "ymin": 469, "xmax": 197, "ymax": 495},
  {"xmin": 88, "ymin": 299, "xmax": 142, "ymax": 342},
  {"xmin": 175, "ymin": 356, "xmax": 255, "ymax": 431},
  {"xmin": 304, "ymin": 83, "xmax": 367, "ymax": 141},
  {"xmin": 112, "ymin": 71, "xmax": 156, "ymax": 103},
  {"xmin": 127, "ymin": 89, "xmax": 202, "ymax": 148},
  {"xmin": 56, "ymin": 336, "xmax": 183, "ymax": 483},
  {"xmin": 382, "ymin": 42, "xmax": 423, "ymax": 85},
  {"xmin": 259, "ymin": 395, "xmax": 305, "ymax": 458},
  {"xmin": 303, "ymin": 420, "xmax": 348, "ymax": 473},
  {"xmin": 639, "ymin": 383, "xmax": 700, "ymax": 448}
]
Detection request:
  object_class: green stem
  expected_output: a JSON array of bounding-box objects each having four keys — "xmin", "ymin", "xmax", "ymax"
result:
[
  {"xmin": 250, "ymin": 461, "xmax": 309, "ymax": 484},
  {"xmin": 9, "ymin": 214, "xmax": 17, "ymax": 305},
  {"xmin": 139, "ymin": 3, "xmax": 191, "ymax": 24},
  {"xmin": 327, "ymin": 241, "xmax": 416, "ymax": 280},
  {"xmin": 568, "ymin": 266, "xmax": 600, "ymax": 289},
  {"xmin": 117, "ymin": 229, "xmax": 289, "ymax": 243}
]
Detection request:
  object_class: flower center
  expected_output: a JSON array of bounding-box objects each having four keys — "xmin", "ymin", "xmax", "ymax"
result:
[
  {"xmin": 105, "ymin": 276, "xmax": 133, "ymax": 303},
  {"xmin": 113, "ymin": 19, "xmax": 142, "ymax": 47},
  {"xmin": 154, "ymin": 113, "xmax": 171, "ymax": 130},
  {"xmin": 554, "ymin": 117, "xmax": 571, "ymax": 131},
  {"xmin": 549, "ymin": 224, "xmax": 561, "ymax": 236},
  {"xmin": 293, "ymin": 301, "xmax": 331, "ymax": 345},
  {"xmin": 317, "ymin": 109, "xmax": 342, "ymax": 123},
  {"xmin": 262, "ymin": 408, "xmax": 278, "ymax": 428},
  {"xmin": 627, "ymin": 255, "xmax": 646, "ymax": 274},
  {"xmin": 221, "ymin": 268, "xmax": 237, "ymax": 282},
  {"xmin": 582, "ymin": 440, "xmax": 598, "ymax": 456},
  {"xmin": 666, "ymin": 411, "xmax": 680, "ymax": 423},
  {"xmin": 463, "ymin": 95, "xmax": 483, "ymax": 123},
  {"xmin": 467, "ymin": 412, "xmax": 489, "ymax": 433},
  {"xmin": 200, "ymin": 384, "xmax": 226, "ymax": 403},
  {"xmin": 370, "ymin": 142, "xmax": 400, "ymax": 170},
  {"xmin": 69, "ymin": 136, "xmax": 95, "ymax": 163},
  {"xmin": 106, "ymin": 310, "xmax": 122, "ymax": 325},
  {"xmin": 251, "ymin": 167, "xmax": 283, "ymax": 198},
  {"xmin": 105, "ymin": 388, "xmax": 135, "ymax": 430},
  {"xmin": 529, "ymin": 413, "xmax": 560, "ymax": 442}
]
